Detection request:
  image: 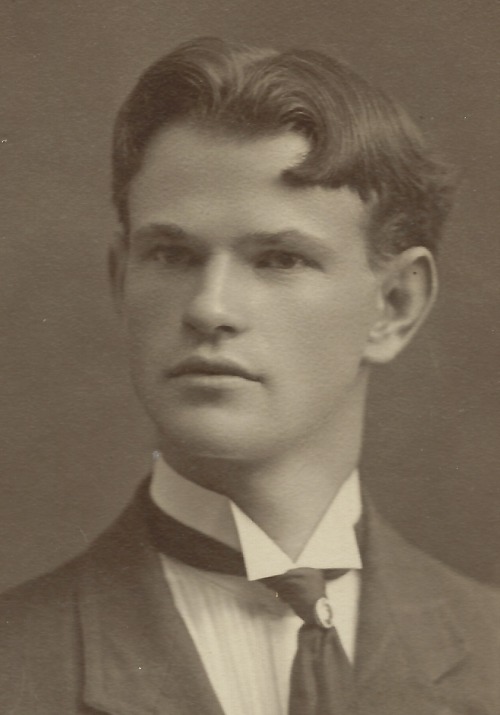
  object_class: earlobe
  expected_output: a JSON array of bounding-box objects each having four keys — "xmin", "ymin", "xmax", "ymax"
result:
[
  {"xmin": 364, "ymin": 247, "xmax": 438, "ymax": 364},
  {"xmin": 108, "ymin": 232, "xmax": 128, "ymax": 314}
]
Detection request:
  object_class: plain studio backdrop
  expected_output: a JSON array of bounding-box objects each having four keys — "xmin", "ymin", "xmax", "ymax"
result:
[{"xmin": 1, "ymin": 0, "xmax": 499, "ymax": 592}]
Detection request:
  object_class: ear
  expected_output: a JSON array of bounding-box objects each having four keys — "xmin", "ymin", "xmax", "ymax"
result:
[
  {"xmin": 108, "ymin": 232, "xmax": 128, "ymax": 314},
  {"xmin": 364, "ymin": 247, "xmax": 438, "ymax": 364}
]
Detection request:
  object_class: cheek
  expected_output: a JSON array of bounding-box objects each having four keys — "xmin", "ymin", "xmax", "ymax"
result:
[
  {"xmin": 279, "ymin": 290, "xmax": 375, "ymax": 350},
  {"xmin": 123, "ymin": 278, "xmax": 181, "ymax": 342},
  {"xmin": 270, "ymin": 287, "xmax": 377, "ymax": 387},
  {"xmin": 123, "ymin": 304, "xmax": 169, "ymax": 376}
]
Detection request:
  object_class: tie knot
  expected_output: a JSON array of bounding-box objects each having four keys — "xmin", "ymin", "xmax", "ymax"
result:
[{"xmin": 262, "ymin": 567, "xmax": 340, "ymax": 627}]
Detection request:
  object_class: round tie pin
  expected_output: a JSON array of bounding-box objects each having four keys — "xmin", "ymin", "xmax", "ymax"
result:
[{"xmin": 314, "ymin": 596, "xmax": 335, "ymax": 629}]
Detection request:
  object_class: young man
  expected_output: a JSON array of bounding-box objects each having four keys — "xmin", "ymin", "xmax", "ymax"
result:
[{"xmin": 1, "ymin": 37, "xmax": 499, "ymax": 715}]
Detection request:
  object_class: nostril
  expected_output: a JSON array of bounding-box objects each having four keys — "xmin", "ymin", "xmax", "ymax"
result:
[
  {"xmin": 182, "ymin": 292, "xmax": 248, "ymax": 336},
  {"xmin": 184, "ymin": 316, "xmax": 238, "ymax": 337}
]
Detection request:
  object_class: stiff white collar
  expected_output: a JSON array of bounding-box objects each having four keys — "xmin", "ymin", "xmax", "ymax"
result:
[{"xmin": 150, "ymin": 453, "xmax": 362, "ymax": 581}]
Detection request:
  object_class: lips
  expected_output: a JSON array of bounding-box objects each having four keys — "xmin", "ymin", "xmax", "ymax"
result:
[{"xmin": 168, "ymin": 356, "xmax": 261, "ymax": 382}]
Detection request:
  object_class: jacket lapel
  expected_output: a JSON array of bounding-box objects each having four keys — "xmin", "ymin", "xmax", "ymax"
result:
[
  {"xmin": 354, "ymin": 501, "xmax": 470, "ymax": 714},
  {"xmin": 77, "ymin": 494, "xmax": 225, "ymax": 715}
]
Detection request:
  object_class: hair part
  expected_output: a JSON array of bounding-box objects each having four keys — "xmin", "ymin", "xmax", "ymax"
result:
[{"xmin": 112, "ymin": 37, "xmax": 456, "ymax": 263}]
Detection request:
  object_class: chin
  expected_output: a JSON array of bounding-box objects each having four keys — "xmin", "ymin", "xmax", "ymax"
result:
[{"xmin": 156, "ymin": 410, "xmax": 273, "ymax": 465}]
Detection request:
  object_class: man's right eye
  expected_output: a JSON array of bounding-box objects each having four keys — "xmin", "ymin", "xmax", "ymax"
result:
[{"xmin": 149, "ymin": 245, "xmax": 197, "ymax": 266}]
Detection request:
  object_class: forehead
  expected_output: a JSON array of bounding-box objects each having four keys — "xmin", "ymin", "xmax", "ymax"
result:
[
  {"xmin": 139, "ymin": 123, "xmax": 309, "ymax": 189},
  {"xmin": 130, "ymin": 124, "xmax": 310, "ymax": 217},
  {"xmin": 129, "ymin": 124, "xmax": 369, "ymax": 250}
]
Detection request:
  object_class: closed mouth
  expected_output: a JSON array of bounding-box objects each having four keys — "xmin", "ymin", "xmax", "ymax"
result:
[{"xmin": 169, "ymin": 357, "xmax": 260, "ymax": 382}]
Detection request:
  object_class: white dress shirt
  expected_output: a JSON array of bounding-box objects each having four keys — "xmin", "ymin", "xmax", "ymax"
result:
[{"xmin": 151, "ymin": 454, "xmax": 363, "ymax": 715}]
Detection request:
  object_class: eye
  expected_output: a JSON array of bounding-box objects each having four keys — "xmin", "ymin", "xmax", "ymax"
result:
[
  {"xmin": 256, "ymin": 249, "xmax": 314, "ymax": 270},
  {"xmin": 149, "ymin": 244, "xmax": 198, "ymax": 267}
]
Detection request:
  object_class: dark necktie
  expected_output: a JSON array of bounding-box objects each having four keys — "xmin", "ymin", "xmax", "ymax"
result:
[
  {"xmin": 262, "ymin": 567, "xmax": 354, "ymax": 715},
  {"xmin": 141, "ymin": 481, "xmax": 356, "ymax": 715}
]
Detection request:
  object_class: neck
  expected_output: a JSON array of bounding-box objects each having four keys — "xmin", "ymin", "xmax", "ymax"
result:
[
  {"xmin": 160, "ymin": 399, "xmax": 365, "ymax": 560},
  {"xmin": 228, "ymin": 449, "xmax": 360, "ymax": 561}
]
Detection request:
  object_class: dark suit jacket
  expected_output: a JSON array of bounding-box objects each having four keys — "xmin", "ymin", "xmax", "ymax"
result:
[{"xmin": 1, "ymin": 484, "xmax": 500, "ymax": 715}]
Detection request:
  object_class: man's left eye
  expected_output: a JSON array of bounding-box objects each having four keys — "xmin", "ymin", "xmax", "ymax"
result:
[{"xmin": 256, "ymin": 250, "xmax": 311, "ymax": 270}]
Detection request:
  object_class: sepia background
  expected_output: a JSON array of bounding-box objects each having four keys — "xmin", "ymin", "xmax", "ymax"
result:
[{"xmin": 1, "ymin": 0, "xmax": 499, "ymax": 592}]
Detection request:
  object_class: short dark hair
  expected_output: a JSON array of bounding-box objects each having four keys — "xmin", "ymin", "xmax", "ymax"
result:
[{"xmin": 112, "ymin": 37, "xmax": 455, "ymax": 262}]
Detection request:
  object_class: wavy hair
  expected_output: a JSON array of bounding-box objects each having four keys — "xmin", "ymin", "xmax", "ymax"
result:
[{"xmin": 112, "ymin": 37, "xmax": 455, "ymax": 262}]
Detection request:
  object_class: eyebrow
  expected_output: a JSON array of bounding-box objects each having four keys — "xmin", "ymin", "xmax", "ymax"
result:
[
  {"xmin": 130, "ymin": 223, "xmax": 190, "ymax": 243},
  {"xmin": 130, "ymin": 222, "xmax": 333, "ymax": 255},
  {"xmin": 242, "ymin": 230, "xmax": 326, "ymax": 248}
]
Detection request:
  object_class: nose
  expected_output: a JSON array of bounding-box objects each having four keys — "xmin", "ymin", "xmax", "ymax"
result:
[{"xmin": 183, "ymin": 253, "xmax": 250, "ymax": 338}]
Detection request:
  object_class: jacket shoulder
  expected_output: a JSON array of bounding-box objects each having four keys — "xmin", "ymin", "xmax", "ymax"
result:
[
  {"xmin": 387, "ymin": 515, "xmax": 500, "ymax": 601},
  {"xmin": 0, "ymin": 550, "xmax": 84, "ymax": 623},
  {"xmin": 370, "ymin": 507, "xmax": 500, "ymax": 640},
  {"xmin": 0, "ymin": 554, "xmax": 90, "ymax": 713},
  {"xmin": 0, "ymin": 492, "xmax": 153, "ymax": 714}
]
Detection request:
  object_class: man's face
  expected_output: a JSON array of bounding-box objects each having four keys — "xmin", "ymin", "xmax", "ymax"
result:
[{"xmin": 116, "ymin": 125, "xmax": 384, "ymax": 467}]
